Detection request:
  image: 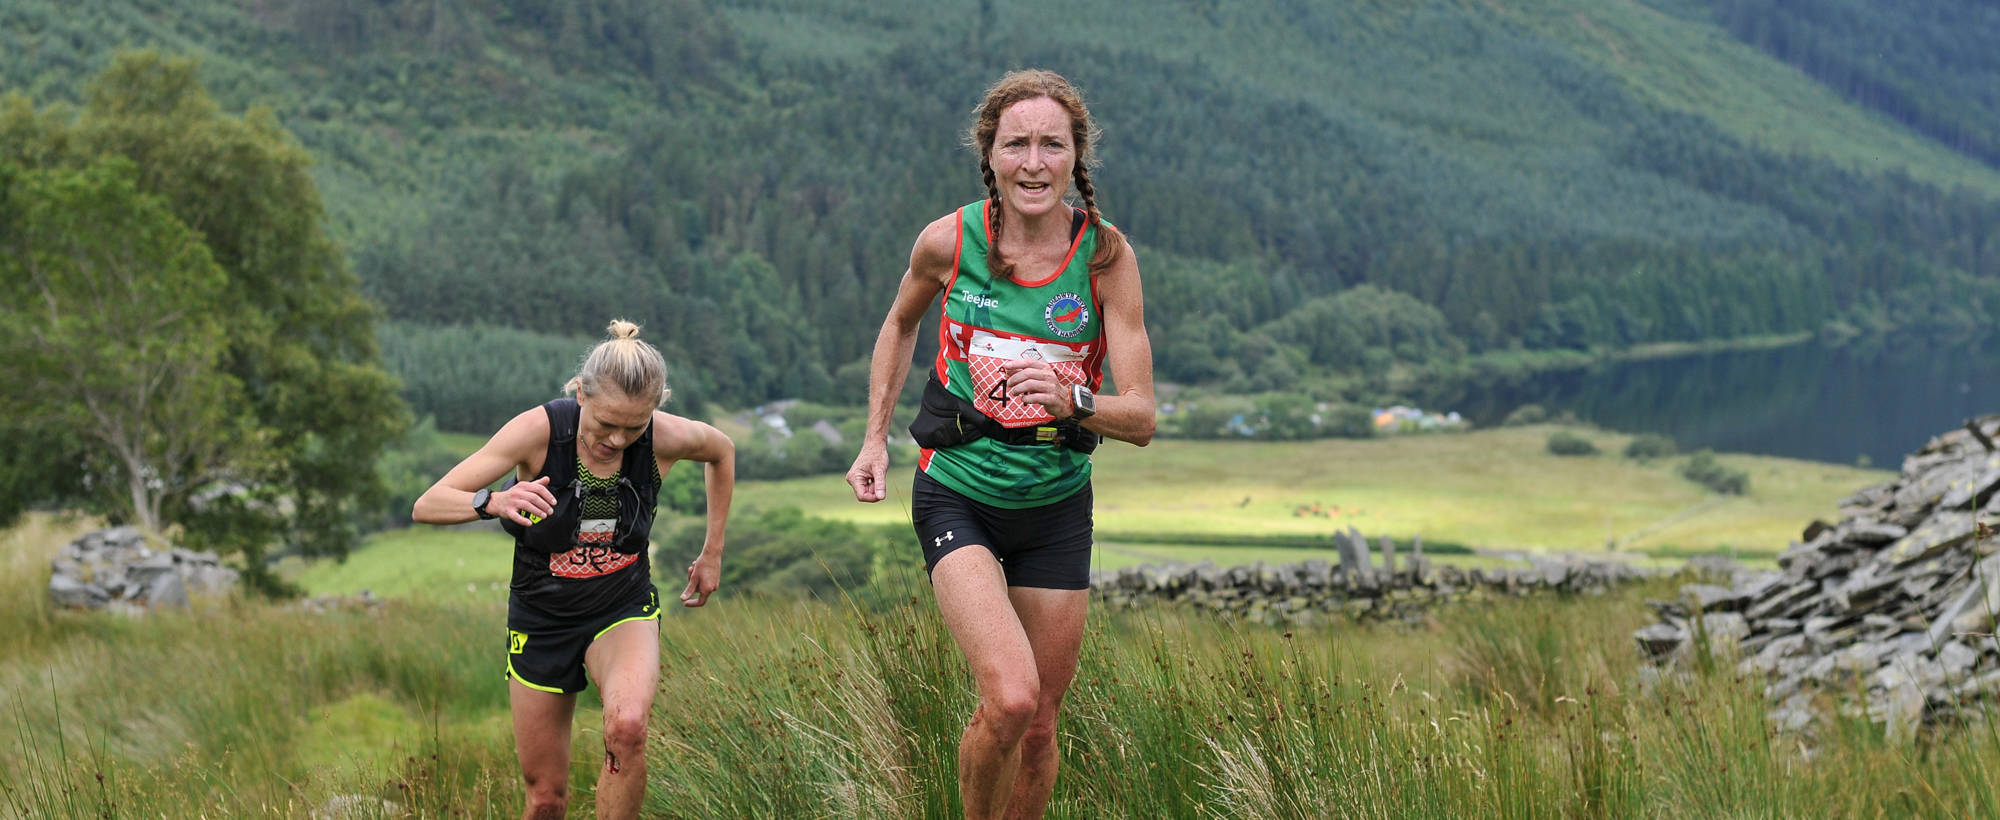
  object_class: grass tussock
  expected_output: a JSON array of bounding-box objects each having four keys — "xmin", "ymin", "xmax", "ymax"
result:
[
  {"xmin": 13, "ymin": 516, "xmax": 2000, "ymax": 816},
  {"xmin": 0, "ymin": 512, "xmax": 100, "ymax": 661}
]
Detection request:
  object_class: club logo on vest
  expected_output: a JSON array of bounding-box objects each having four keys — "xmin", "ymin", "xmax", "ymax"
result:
[{"xmin": 1044, "ymin": 293, "xmax": 1090, "ymax": 338}]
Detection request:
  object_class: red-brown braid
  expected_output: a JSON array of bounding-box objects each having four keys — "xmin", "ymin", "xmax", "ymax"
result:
[
  {"xmin": 981, "ymin": 160, "xmax": 1018, "ymax": 282},
  {"xmin": 1074, "ymin": 163, "xmax": 1125, "ymax": 275}
]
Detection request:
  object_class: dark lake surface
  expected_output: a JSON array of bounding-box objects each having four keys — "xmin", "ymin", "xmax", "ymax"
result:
[{"xmin": 1412, "ymin": 336, "xmax": 2000, "ymax": 467}]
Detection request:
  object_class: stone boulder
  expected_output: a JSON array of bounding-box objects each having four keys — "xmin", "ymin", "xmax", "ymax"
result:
[{"xmin": 47, "ymin": 526, "xmax": 240, "ymax": 613}]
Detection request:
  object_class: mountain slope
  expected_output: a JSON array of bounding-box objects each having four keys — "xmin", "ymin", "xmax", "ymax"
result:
[{"xmin": 3, "ymin": 0, "xmax": 1995, "ymax": 429}]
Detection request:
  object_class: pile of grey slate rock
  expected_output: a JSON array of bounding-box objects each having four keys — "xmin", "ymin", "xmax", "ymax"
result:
[
  {"xmin": 1091, "ymin": 528, "xmax": 1659, "ymax": 626},
  {"xmin": 291, "ymin": 589, "xmax": 387, "ymax": 613},
  {"xmin": 1635, "ymin": 414, "xmax": 2000, "ymax": 739},
  {"xmin": 47, "ymin": 525, "xmax": 240, "ymax": 613}
]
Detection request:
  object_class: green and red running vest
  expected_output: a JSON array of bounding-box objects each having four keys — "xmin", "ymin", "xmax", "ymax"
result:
[{"xmin": 921, "ymin": 200, "xmax": 1106, "ymax": 509}]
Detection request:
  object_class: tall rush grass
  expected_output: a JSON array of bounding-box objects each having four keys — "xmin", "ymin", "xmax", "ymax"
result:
[{"xmin": 14, "ymin": 512, "xmax": 2000, "ymax": 815}]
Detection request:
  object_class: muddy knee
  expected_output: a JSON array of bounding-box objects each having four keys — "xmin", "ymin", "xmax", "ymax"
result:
[{"xmin": 602, "ymin": 709, "xmax": 650, "ymax": 766}]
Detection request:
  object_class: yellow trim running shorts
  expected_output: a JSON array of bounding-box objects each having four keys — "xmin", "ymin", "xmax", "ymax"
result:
[{"xmin": 505, "ymin": 584, "xmax": 660, "ymax": 694}]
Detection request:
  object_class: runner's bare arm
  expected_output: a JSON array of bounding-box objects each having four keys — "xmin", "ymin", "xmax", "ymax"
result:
[
  {"xmin": 653, "ymin": 413, "xmax": 734, "ymax": 606},
  {"xmin": 1080, "ymin": 245, "xmax": 1155, "ymax": 445},
  {"xmin": 412, "ymin": 408, "xmax": 559, "ymax": 526},
  {"xmin": 846, "ymin": 215, "xmax": 956, "ymax": 502}
]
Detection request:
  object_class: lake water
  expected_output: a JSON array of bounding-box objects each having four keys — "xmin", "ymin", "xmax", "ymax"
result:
[{"xmin": 1411, "ymin": 336, "xmax": 2000, "ymax": 467}]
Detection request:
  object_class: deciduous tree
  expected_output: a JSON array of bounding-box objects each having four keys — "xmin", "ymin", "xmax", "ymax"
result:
[
  {"xmin": 0, "ymin": 53, "xmax": 406, "ymax": 576},
  {"xmin": 0, "ymin": 159, "xmax": 240, "ymax": 534}
]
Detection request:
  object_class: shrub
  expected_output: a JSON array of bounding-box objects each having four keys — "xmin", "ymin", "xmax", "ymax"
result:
[
  {"xmin": 1503, "ymin": 404, "xmax": 1549, "ymax": 426},
  {"xmin": 733, "ymin": 423, "xmax": 905, "ymax": 481},
  {"xmin": 659, "ymin": 507, "xmax": 899, "ymax": 599},
  {"xmin": 1169, "ymin": 394, "xmax": 1258, "ymax": 439},
  {"xmin": 1546, "ymin": 430, "xmax": 1598, "ymax": 456},
  {"xmin": 659, "ymin": 459, "xmax": 706, "ymax": 513},
  {"xmin": 367, "ymin": 416, "xmax": 469, "ymax": 532},
  {"xmin": 1681, "ymin": 450, "xmax": 1750, "ymax": 495},
  {"xmin": 1624, "ymin": 434, "xmax": 1678, "ymax": 461},
  {"xmin": 1320, "ymin": 404, "xmax": 1379, "ymax": 438},
  {"xmin": 1253, "ymin": 392, "xmax": 1319, "ymax": 441}
]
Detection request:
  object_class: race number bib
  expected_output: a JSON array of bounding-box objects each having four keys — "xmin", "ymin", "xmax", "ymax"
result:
[
  {"xmin": 577, "ymin": 518, "xmax": 615, "ymax": 546},
  {"xmin": 548, "ymin": 518, "xmax": 635, "ymax": 578},
  {"xmin": 966, "ymin": 333, "xmax": 1088, "ymax": 426}
]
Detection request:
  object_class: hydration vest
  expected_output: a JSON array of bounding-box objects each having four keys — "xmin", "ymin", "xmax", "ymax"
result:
[{"xmin": 500, "ymin": 398, "xmax": 659, "ymax": 555}]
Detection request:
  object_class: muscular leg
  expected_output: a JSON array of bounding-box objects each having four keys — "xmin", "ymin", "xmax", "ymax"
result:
[
  {"xmin": 931, "ymin": 546, "xmax": 1042, "ymax": 820},
  {"xmin": 583, "ymin": 616, "xmax": 662, "ymax": 820},
  {"xmin": 510, "ymin": 681, "xmax": 577, "ymax": 820},
  {"xmin": 1001, "ymin": 587, "xmax": 1088, "ymax": 820}
]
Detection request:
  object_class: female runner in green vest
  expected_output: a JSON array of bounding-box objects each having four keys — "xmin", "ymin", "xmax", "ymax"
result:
[
  {"xmin": 414, "ymin": 320, "xmax": 734, "ymax": 820},
  {"xmin": 846, "ymin": 70, "xmax": 1156, "ymax": 820}
]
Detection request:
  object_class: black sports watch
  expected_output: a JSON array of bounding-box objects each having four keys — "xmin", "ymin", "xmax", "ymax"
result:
[
  {"xmin": 471, "ymin": 487, "xmax": 497, "ymax": 520},
  {"xmin": 1070, "ymin": 384, "xmax": 1096, "ymax": 420}
]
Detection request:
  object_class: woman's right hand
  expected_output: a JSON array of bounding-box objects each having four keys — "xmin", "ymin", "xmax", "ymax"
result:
[
  {"xmin": 495, "ymin": 476, "xmax": 557, "ymax": 525},
  {"xmin": 845, "ymin": 444, "xmax": 889, "ymax": 503}
]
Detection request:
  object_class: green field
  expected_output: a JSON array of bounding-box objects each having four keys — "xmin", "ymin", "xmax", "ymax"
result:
[
  {"xmin": 733, "ymin": 425, "xmax": 1886, "ymax": 560},
  {"xmin": 282, "ymin": 527, "xmax": 515, "ymax": 603},
  {"xmin": 290, "ymin": 529, "xmax": 1510, "ymax": 603},
  {"xmin": 399, "ymin": 424, "xmax": 1881, "ymax": 582}
]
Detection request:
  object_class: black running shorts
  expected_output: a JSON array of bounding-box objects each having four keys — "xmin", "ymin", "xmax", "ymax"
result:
[
  {"xmin": 505, "ymin": 583, "xmax": 660, "ymax": 694},
  {"xmin": 911, "ymin": 469, "xmax": 1093, "ymax": 590}
]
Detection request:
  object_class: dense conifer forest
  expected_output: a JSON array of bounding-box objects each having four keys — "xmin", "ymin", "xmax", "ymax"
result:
[{"xmin": 4, "ymin": 0, "xmax": 1997, "ymax": 433}]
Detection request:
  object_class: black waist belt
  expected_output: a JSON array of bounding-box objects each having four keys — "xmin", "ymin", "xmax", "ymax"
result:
[{"xmin": 909, "ymin": 374, "xmax": 1100, "ymax": 454}]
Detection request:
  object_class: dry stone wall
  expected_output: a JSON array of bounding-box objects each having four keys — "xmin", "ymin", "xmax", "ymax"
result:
[
  {"xmin": 1091, "ymin": 527, "xmax": 1661, "ymax": 626},
  {"xmin": 1635, "ymin": 414, "xmax": 2000, "ymax": 739},
  {"xmin": 47, "ymin": 526, "xmax": 240, "ymax": 613}
]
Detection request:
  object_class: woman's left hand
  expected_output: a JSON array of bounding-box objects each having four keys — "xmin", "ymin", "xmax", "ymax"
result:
[
  {"xmin": 681, "ymin": 548, "xmax": 722, "ymax": 607},
  {"xmin": 1001, "ymin": 358, "xmax": 1072, "ymax": 419}
]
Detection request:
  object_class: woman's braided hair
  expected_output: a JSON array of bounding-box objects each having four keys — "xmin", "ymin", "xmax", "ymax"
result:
[{"xmin": 967, "ymin": 69, "xmax": 1127, "ymax": 282}]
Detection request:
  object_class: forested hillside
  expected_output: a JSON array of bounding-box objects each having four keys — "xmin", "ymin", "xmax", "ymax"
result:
[
  {"xmin": 1697, "ymin": 0, "xmax": 2000, "ymax": 169},
  {"xmin": 4, "ymin": 0, "xmax": 1997, "ymax": 433}
]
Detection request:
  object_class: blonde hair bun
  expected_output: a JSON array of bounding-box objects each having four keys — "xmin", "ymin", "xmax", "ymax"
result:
[{"xmin": 569, "ymin": 318, "xmax": 670, "ymax": 406}]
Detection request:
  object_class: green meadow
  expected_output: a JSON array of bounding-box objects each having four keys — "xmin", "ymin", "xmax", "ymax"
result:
[
  {"xmin": 736, "ymin": 425, "xmax": 1887, "ymax": 564},
  {"xmin": 286, "ymin": 527, "xmax": 515, "ymax": 604},
  {"xmin": 399, "ymin": 425, "xmax": 1886, "ymax": 580}
]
